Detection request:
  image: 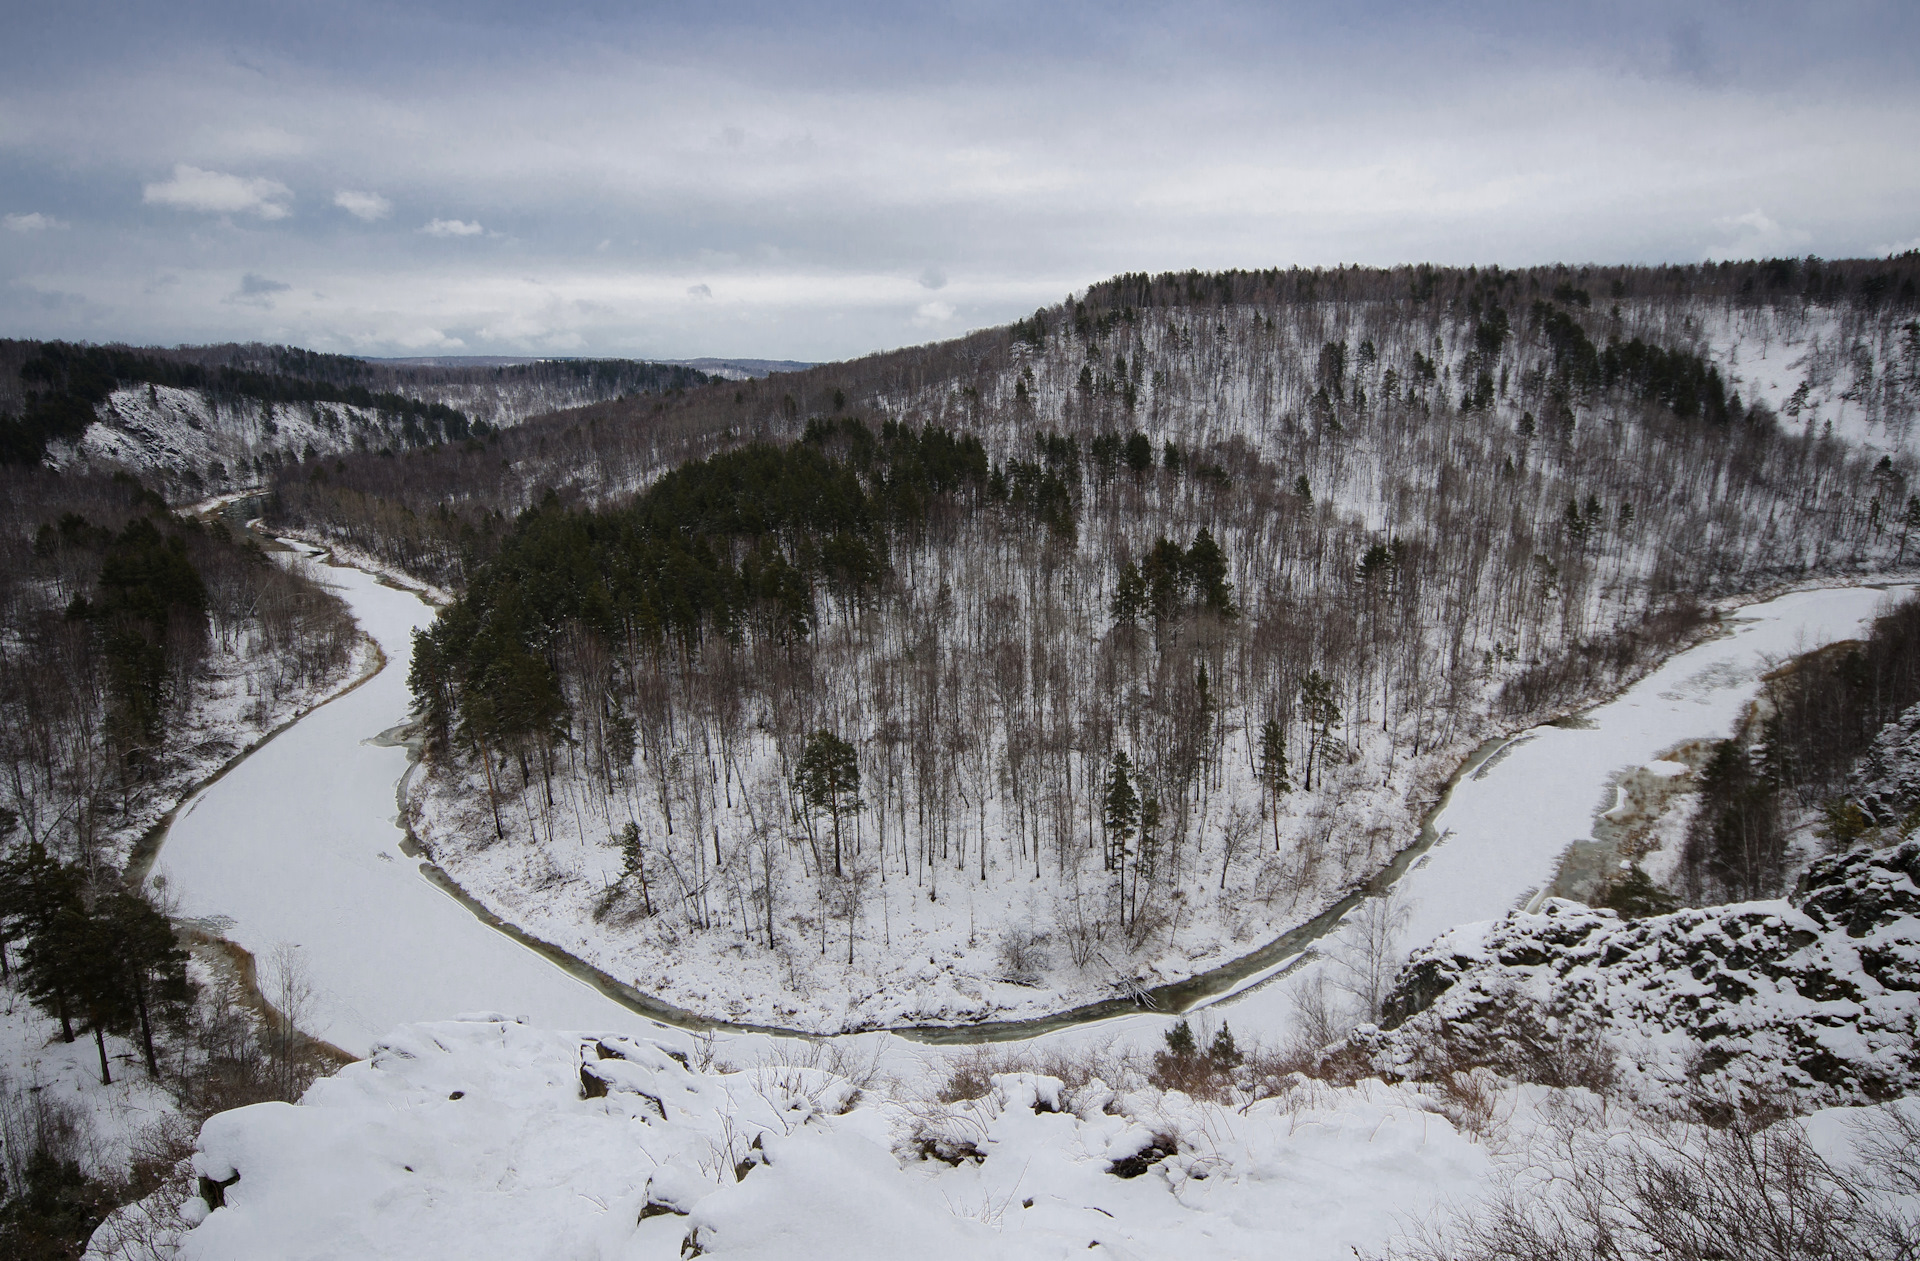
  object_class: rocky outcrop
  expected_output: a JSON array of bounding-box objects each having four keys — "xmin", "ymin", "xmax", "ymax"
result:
[
  {"xmin": 1359, "ymin": 840, "xmax": 1920, "ymax": 1107},
  {"xmin": 1851, "ymin": 702, "xmax": 1920, "ymax": 829}
]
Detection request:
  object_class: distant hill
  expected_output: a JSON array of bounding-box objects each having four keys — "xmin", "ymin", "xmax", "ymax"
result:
[
  {"xmin": 370, "ymin": 355, "xmax": 813, "ymax": 379},
  {"xmin": 0, "ymin": 341, "xmax": 715, "ymax": 496}
]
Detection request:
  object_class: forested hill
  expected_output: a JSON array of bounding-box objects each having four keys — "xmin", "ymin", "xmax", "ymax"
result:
[
  {"xmin": 0, "ymin": 340, "xmax": 710, "ymax": 499},
  {"xmin": 306, "ymin": 255, "xmax": 1920, "ymax": 1030},
  {"xmin": 278, "ymin": 254, "xmax": 1920, "ymax": 589}
]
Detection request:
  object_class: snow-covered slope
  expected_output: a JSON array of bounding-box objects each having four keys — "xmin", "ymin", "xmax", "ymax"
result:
[
  {"xmin": 45, "ymin": 385, "xmax": 398, "ymax": 488},
  {"xmin": 138, "ymin": 1011, "xmax": 1920, "ymax": 1261},
  {"xmin": 1698, "ymin": 303, "xmax": 1920, "ymax": 455}
]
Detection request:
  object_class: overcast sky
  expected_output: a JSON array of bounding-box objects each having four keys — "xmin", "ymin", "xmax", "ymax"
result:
[{"xmin": 2, "ymin": 1, "xmax": 1916, "ymax": 362}]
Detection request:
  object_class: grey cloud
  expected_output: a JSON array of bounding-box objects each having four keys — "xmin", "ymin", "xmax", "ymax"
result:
[
  {"xmin": 0, "ymin": 2, "xmax": 1916, "ymax": 359},
  {"xmin": 4, "ymin": 212, "xmax": 66, "ymax": 232},
  {"xmin": 229, "ymin": 272, "xmax": 292, "ymax": 306},
  {"xmin": 143, "ymin": 165, "xmax": 292, "ymax": 219}
]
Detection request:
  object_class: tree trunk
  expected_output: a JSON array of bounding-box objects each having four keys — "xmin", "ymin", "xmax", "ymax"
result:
[
  {"xmin": 135, "ymin": 981, "xmax": 159, "ymax": 1076},
  {"xmin": 94, "ymin": 1024, "xmax": 112, "ymax": 1085}
]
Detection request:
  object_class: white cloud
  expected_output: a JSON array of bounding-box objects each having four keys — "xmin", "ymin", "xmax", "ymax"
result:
[
  {"xmin": 392, "ymin": 326, "xmax": 465, "ymax": 350},
  {"xmin": 4, "ymin": 212, "xmax": 66, "ymax": 232},
  {"xmin": 142, "ymin": 164, "xmax": 292, "ymax": 219},
  {"xmin": 912, "ymin": 300, "xmax": 955, "ymax": 326},
  {"xmin": 1877, "ymin": 236, "xmax": 1920, "ymax": 258},
  {"xmin": 333, "ymin": 189, "xmax": 392, "ymax": 221},
  {"xmin": 423, "ymin": 217, "xmax": 484, "ymax": 237},
  {"xmin": 686, "ymin": 282, "xmax": 713, "ymax": 298},
  {"xmin": 1705, "ymin": 209, "xmax": 1811, "ymax": 262}
]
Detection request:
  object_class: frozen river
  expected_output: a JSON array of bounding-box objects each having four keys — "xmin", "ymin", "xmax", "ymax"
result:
[
  {"xmin": 153, "ymin": 554, "xmax": 655, "ymax": 1056},
  {"xmin": 150, "ymin": 553, "xmax": 1912, "ymax": 1059}
]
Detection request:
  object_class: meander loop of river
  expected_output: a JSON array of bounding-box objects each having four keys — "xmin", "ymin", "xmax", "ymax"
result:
[{"xmin": 147, "ymin": 549, "xmax": 1913, "ymax": 1059}]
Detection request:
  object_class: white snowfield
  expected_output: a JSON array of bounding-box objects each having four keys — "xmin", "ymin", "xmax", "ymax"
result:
[
  {"xmin": 167, "ymin": 1014, "xmax": 1920, "ymax": 1261},
  {"xmin": 176, "ymin": 1015, "xmax": 1494, "ymax": 1261}
]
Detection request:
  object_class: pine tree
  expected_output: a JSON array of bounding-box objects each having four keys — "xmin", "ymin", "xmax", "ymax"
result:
[
  {"xmin": 795, "ymin": 729, "xmax": 862, "ymax": 878},
  {"xmin": 9, "ymin": 845, "xmax": 86, "ymax": 1044},
  {"xmin": 1185, "ymin": 529, "xmax": 1236, "ymax": 617},
  {"xmin": 1207, "ymin": 1022, "xmax": 1242, "ymax": 1068},
  {"xmin": 1110, "ymin": 560, "xmax": 1147, "ymax": 626},
  {"xmin": 1103, "ymin": 752, "xmax": 1139, "ymax": 873},
  {"xmin": 1299, "ymin": 671, "xmax": 1341, "ymax": 791},
  {"xmin": 98, "ymin": 889, "xmax": 193, "ymax": 1078},
  {"xmin": 1258, "ymin": 718, "xmax": 1291, "ymax": 850},
  {"xmin": 619, "ymin": 821, "xmax": 652, "ymax": 915}
]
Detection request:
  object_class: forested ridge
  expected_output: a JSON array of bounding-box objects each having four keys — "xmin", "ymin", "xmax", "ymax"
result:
[
  {"xmin": 340, "ymin": 257, "xmax": 1920, "ymax": 1029},
  {"xmin": 0, "ymin": 342, "xmax": 481, "ymax": 468},
  {"xmin": 0, "ymin": 340, "xmax": 713, "ymax": 502}
]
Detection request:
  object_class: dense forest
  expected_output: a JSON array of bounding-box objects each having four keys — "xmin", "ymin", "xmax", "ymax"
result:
[
  {"xmin": 1676, "ymin": 591, "xmax": 1920, "ymax": 905},
  {"xmin": 0, "ymin": 470, "xmax": 357, "ymax": 873},
  {"xmin": 304, "ymin": 257, "xmax": 1920, "ymax": 1028}
]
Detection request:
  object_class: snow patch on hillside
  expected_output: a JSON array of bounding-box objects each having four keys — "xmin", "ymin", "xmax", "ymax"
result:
[{"xmin": 45, "ymin": 385, "xmax": 394, "ymax": 487}]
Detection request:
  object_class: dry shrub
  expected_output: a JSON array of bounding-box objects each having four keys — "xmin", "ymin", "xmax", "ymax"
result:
[
  {"xmin": 1147, "ymin": 1048, "xmax": 1229, "ymax": 1103},
  {"xmin": 1385, "ymin": 1106, "xmax": 1920, "ymax": 1261},
  {"xmin": 931, "ymin": 1042, "xmax": 1143, "ymax": 1104},
  {"xmin": 1423, "ymin": 1070, "xmax": 1501, "ymax": 1141}
]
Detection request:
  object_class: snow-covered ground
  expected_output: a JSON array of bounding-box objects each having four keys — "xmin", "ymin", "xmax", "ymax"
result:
[
  {"xmin": 167, "ymin": 1016, "xmax": 1499, "ymax": 1261},
  {"xmin": 156, "ymin": 1014, "xmax": 1920, "ymax": 1261},
  {"xmin": 0, "ymin": 989, "xmax": 180, "ymax": 1183},
  {"xmin": 1697, "ymin": 303, "xmax": 1920, "ymax": 456}
]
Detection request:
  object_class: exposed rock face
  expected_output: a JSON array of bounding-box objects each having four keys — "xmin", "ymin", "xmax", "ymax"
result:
[
  {"xmin": 1360, "ymin": 840, "xmax": 1920, "ymax": 1107},
  {"xmin": 1851, "ymin": 701, "xmax": 1920, "ymax": 828}
]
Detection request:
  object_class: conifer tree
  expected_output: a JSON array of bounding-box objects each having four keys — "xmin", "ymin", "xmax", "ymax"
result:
[
  {"xmin": 1258, "ymin": 718, "xmax": 1291, "ymax": 850},
  {"xmin": 1103, "ymin": 752, "xmax": 1139, "ymax": 873},
  {"xmin": 98, "ymin": 888, "xmax": 193, "ymax": 1078},
  {"xmin": 795, "ymin": 729, "xmax": 862, "ymax": 878}
]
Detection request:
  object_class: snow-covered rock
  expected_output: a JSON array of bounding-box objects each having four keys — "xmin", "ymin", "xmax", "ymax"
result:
[
  {"xmin": 1357, "ymin": 840, "xmax": 1920, "ymax": 1107},
  {"xmin": 162, "ymin": 1016, "xmax": 1493, "ymax": 1260},
  {"xmin": 1851, "ymin": 701, "xmax": 1920, "ymax": 828}
]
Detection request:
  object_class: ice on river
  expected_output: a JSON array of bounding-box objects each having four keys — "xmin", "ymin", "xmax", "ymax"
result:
[
  {"xmin": 150, "ymin": 553, "xmax": 658, "ymax": 1058},
  {"xmin": 1212, "ymin": 580, "xmax": 1915, "ymax": 1036}
]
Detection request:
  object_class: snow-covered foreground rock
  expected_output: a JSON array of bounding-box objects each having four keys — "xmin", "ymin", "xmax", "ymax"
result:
[
  {"xmin": 159, "ymin": 1013, "xmax": 1920, "ymax": 1261},
  {"xmin": 171, "ymin": 1015, "xmax": 1492, "ymax": 1261},
  {"xmin": 1353, "ymin": 838, "xmax": 1920, "ymax": 1107}
]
